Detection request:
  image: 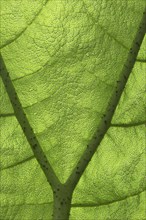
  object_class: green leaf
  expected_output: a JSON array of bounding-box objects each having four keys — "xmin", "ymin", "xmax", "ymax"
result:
[{"xmin": 0, "ymin": 1, "xmax": 145, "ymax": 219}]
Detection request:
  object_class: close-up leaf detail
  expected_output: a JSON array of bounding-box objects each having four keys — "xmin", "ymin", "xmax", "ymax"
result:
[{"xmin": 0, "ymin": 1, "xmax": 146, "ymax": 220}]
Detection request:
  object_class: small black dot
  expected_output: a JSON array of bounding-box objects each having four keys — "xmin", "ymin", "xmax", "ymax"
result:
[
  {"xmin": 136, "ymin": 42, "xmax": 140, "ymax": 47},
  {"xmin": 32, "ymin": 144, "xmax": 37, "ymax": 149}
]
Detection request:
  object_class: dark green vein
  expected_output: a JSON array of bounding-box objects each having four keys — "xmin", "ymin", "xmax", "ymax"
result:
[
  {"xmin": 136, "ymin": 59, "xmax": 146, "ymax": 63},
  {"xmin": 12, "ymin": 58, "xmax": 51, "ymax": 82},
  {"xmin": 1, "ymin": 156, "xmax": 34, "ymax": 171},
  {"xmin": 71, "ymin": 189, "xmax": 145, "ymax": 208},
  {"xmin": 0, "ymin": 54, "xmax": 60, "ymax": 189},
  {"xmin": 111, "ymin": 121, "xmax": 146, "ymax": 128},
  {"xmin": 0, "ymin": 113, "xmax": 14, "ymax": 117},
  {"xmin": 66, "ymin": 10, "xmax": 146, "ymax": 190},
  {"xmin": 0, "ymin": 0, "xmax": 49, "ymax": 49}
]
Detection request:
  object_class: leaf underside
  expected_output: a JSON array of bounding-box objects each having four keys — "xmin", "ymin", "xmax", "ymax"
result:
[{"xmin": 0, "ymin": 0, "xmax": 146, "ymax": 219}]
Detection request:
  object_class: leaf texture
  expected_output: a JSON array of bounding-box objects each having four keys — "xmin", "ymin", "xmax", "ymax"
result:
[{"xmin": 0, "ymin": 0, "xmax": 146, "ymax": 219}]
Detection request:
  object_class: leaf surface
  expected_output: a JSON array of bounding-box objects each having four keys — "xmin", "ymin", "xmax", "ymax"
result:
[{"xmin": 0, "ymin": 1, "xmax": 145, "ymax": 219}]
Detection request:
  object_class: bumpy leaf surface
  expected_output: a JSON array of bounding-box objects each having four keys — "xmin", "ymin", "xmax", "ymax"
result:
[{"xmin": 0, "ymin": 0, "xmax": 145, "ymax": 219}]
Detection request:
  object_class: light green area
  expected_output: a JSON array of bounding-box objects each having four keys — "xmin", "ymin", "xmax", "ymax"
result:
[{"xmin": 0, "ymin": 0, "xmax": 145, "ymax": 219}]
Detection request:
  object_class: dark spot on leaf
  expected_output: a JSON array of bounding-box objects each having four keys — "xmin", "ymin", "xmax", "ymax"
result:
[
  {"xmin": 136, "ymin": 42, "xmax": 140, "ymax": 47},
  {"xmin": 32, "ymin": 144, "xmax": 37, "ymax": 149}
]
